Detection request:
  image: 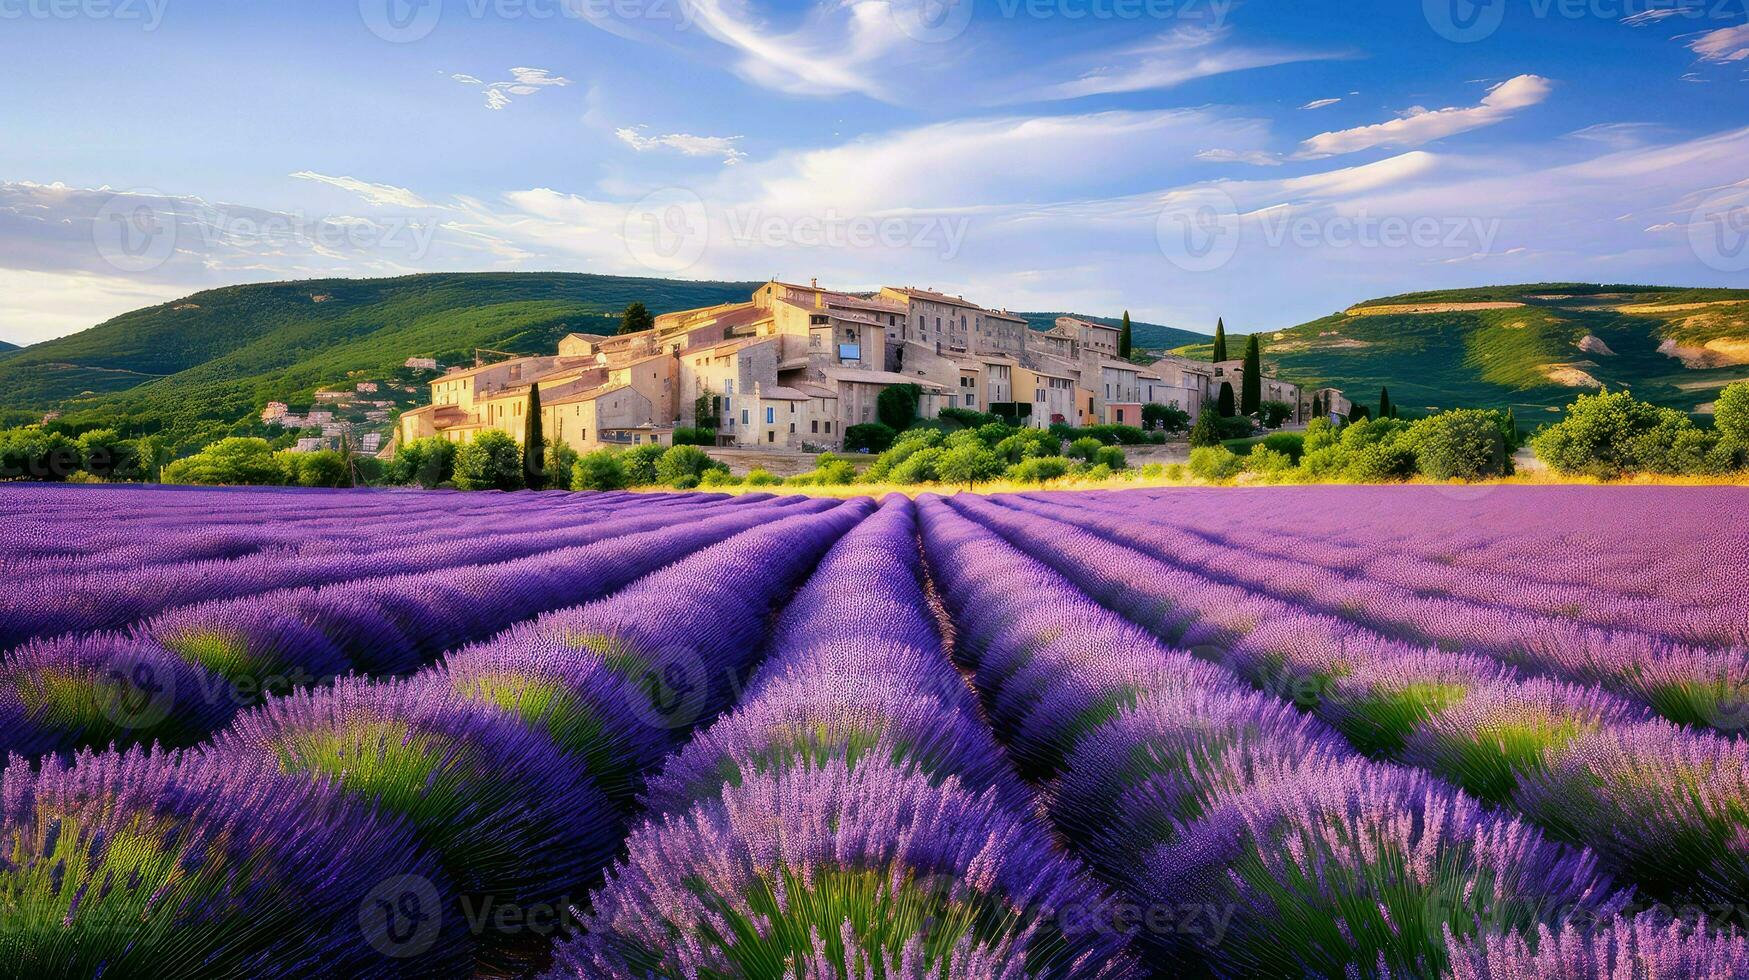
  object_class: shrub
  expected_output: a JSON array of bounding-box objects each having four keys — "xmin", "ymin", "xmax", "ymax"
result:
[
  {"xmin": 788, "ymin": 452, "xmax": 859, "ymax": 486},
  {"xmin": 1188, "ymin": 411, "xmax": 1225, "ymax": 448},
  {"xmin": 1139, "ymin": 463, "xmax": 1165, "ymax": 479},
  {"xmin": 876, "ymin": 384, "xmax": 921, "ymax": 431},
  {"xmin": 390, "ymin": 437, "xmax": 457, "ymax": 488},
  {"xmin": 655, "ymin": 445, "xmax": 723, "ymax": 485},
  {"xmin": 286, "ymin": 449, "xmax": 350, "ymax": 488},
  {"xmin": 621, "ymin": 444, "xmax": 666, "ymax": 485},
  {"xmin": 161, "ymin": 437, "xmax": 289, "ymax": 487},
  {"xmin": 698, "ymin": 469, "xmax": 741, "ymax": 488},
  {"xmin": 936, "ymin": 444, "xmax": 1005, "ymax": 487},
  {"xmin": 0, "ymin": 427, "xmax": 84, "ymax": 482},
  {"xmin": 995, "ymin": 428, "xmax": 1057, "ymax": 463},
  {"xmin": 671, "ymin": 428, "xmax": 718, "ymax": 447},
  {"xmin": 1260, "ymin": 432, "xmax": 1305, "ymax": 461},
  {"xmin": 1142, "ymin": 403, "xmax": 1191, "ymax": 433},
  {"xmin": 572, "ymin": 449, "xmax": 627, "ymax": 491},
  {"xmin": 1095, "ymin": 445, "xmax": 1127, "ymax": 470},
  {"xmin": 1531, "ymin": 389, "xmax": 1716, "ymax": 478},
  {"xmin": 1188, "ymin": 446, "xmax": 1244, "ymax": 482},
  {"xmin": 937, "ymin": 407, "xmax": 1001, "ymax": 430},
  {"xmin": 1715, "ymin": 381, "xmax": 1749, "ymax": 446},
  {"xmin": 541, "ymin": 443, "xmax": 580, "ymax": 490},
  {"xmin": 1302, "ymin": 418, "xmax": 1338, "ymax": 454},
  {"xmin": 1067, "ymin": 437, "xmax": 1104, "ymax": 463},
  {"xmin": 1408, "ymin": 409, "xmax": 1511, "ymax": 481},
  {"xmin": 843, "ymin": 422, "xmax": 896, "ymax": 454},
  {"xmin": 744, "ymin": 468, "xmax": 782, "ymax": 486},
  {"xmin": 1005, "ymin": 455, "xmax": 1073, "ymax": 483},
  {"xmin": 888, "ymin": 447, "xmax": 946, "ymax": 484},
  {"xmin": 944, "ymin": 429, "xmax": 986, "ymax": 450},
  {"xmin": 452, "ymin": 430, "xmax": 525, "ymax": 491},
  {"xmin": 1243, "ymin": 447, "xmax": 1293, "ymax": 474},
  {"xmin": 1080, "ymin": 462, "xmax": 1114, "ymax": 481},
  {"xmin": 1343, "ymin": 439, "xmax": 1417, "ymax": 483},
  {"xmin": 1216, "ymin": 416, "xmax": 1256, "ymax": 440},
  {"xmin": 1258, "ymin": 400, "xmax": 1294, "ymax": 429}
]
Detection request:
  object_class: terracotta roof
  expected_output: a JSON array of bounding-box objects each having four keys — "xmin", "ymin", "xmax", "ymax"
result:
[
  {"xmin": 823, "ymin": 367, "xmax": 946, "ymax": 389},
  {"xmin": 436, "ymin": 356, "xmax": 547, "ymax": 381},
  {"xmin": 543, "ymin": 383, "xmax": 632, "ymax": 407},
  {"xmin": 883, "ymin": 286, "xmax": 982, "ymax": 309},
  {"xmin": 688, "ymin": 336, "xmax": 773, "ymax": 358}
]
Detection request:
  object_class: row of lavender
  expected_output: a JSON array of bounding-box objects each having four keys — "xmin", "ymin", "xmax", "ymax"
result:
[
  {"xmin": 0, "ymin": 493, "xmax": 806, "ymax": 756},
  {"xmin": 967, "ymin": 491, "xmax": 1749, "ymax": 912},
  {"xmin": 548, "ymin": 498, "xmax": 1136, "ymax": 976},
  {"xmin": 1, "ymin": 492, "xmax": 867, "ymax": 976},
  {"xmin": 920, "ymin": 493, "xmax": 1749, "ymax": 977}
]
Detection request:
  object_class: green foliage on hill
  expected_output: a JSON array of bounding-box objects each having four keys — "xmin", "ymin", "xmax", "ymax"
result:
[
  {"xmin": 0, "ymin": 340, "xmax": 19, "ymax": 354},
  {"xmin": 1016, "ymin": 312, "xmax": 1209, "ymax": 351},
  {"xmin": 0, "ymin": 273, "xmax": 759, "ymax": 451},
  {"xmin": 1170, "ymin": 284, "xmax": 1749, "ymax": 419}
]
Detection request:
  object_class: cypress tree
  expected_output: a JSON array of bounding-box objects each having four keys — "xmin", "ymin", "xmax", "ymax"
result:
[
  {"xmin": 1118, "ymin": 311, "xmax": 1133, "ymax": 360},
  {"xmin": 1240, "ymin": 334, "xmax": 1262, "ymax": 416},
  {"xmin": 1217, "ymin": 381, "xmax": 1236, "ymax": 418},
  {"xmin": 619, "ymin": 302, "xmax": 654, "ymax": 335},
  {"xmin": 1212, "ymin": 317, "xmax": 1228, "ymax": 362},
  {"xmin": 524, "ymin": 383, "xmax": 544, "ymax": 490},
  {"xmin": 1379, "ymin": 386, "xmax": 1394, "ymax": 420}
]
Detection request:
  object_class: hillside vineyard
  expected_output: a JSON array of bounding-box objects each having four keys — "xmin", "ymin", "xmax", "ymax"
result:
[{"xmin": 1, "ymin": 484, "xmax": 1747, "ymax": 977}]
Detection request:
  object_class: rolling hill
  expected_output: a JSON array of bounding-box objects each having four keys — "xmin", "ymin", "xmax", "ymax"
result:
[
  {"xmin": 0, "ymin": 273, "xmax": 760, "ymax": 449},
  {"xmin": 1171, "ymin": 284, "xmax": 1749, "ymax": 418},
  {"xmin": 0, "ymin": 340, "xmax": 18, "ymax": 357},
  {"xmin": 1017, "ymin": 312, "xmax": 1209, "ymax": 352}
]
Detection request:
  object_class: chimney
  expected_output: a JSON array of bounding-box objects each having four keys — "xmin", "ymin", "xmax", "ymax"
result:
[{"xmin": 810, "ymin": 277, "xmax": 818, "ymax": 289}]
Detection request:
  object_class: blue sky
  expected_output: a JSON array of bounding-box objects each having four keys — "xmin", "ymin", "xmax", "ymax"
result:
[{"xmin": 2, "ymin": 0, "xmax": 1746, "ymax": 343}]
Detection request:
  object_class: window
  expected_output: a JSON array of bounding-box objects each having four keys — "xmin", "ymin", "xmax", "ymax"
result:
[
  {"xmin": 789, "ymin": 422, "xmax": 796, "ymax": 433},
  {"xmin": 812, "ymin": 420, "xmax": 819, "ymax": 433},
  {"xmin": 741, "ymin": 409, "xmax": 749, "ymax": 425},
  {"xmin": 825, "ymin": 421, "xmax": 833, "ymax": 433},
  {"xmin": 768, "ymin": 431, "xmax": 775, "ymax": 443},
  {"xmin": 965, "ymin": 394, "xmax": 974, "ymax": 406},
  {"xmin": 725, "ymin": 379, "xmax": 734, "ymax": 394},
  {"xmin": 1116, "ymin": 409, "xmax": 1126, "ymax": 424},
  {"xmin": 765, "ymin": 407, "xmax": 775, "ymax": 424}
]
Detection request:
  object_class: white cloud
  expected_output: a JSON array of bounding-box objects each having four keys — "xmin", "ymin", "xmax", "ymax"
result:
[
  {"xmin": 1300, "ymin": 98, "xmax": 1342, "ymax": 110},
  {"xmin": 678, "ymin": 0, "xmax": 913, "ymax": 100},
  {"xmin": 450, "ymin": 67, "xmax": 573, "ymax": 110},
  {"xmin": 290, "ymin": 172, "xmax": 433, "ymax": 209},
  {"xmin": 615, "ymin": 127, "xmax": 747, "ymax": 165},
  {"xmin": 1196, "ymin": 148, "xmax": 1285, "ymax": 166},
  {"xmin": 1029, "ymin": 28, "xmax": 1337, "ymax": 101},
  {"xmin": 1300, "ymin": 74, "xmax": 1553, "ymax": 157},
  {"xmin": 1689, "ymin": 25, "xmax": 1749, "ymax": 63},
  {"xmin": 1563, "ymin": 122, "xmax": 1662, "ymax": 149}
]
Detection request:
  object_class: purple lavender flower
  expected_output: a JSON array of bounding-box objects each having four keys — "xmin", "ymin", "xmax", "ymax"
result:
[
  {"xmin": 1446, "ymin": 912, "xmax": 1749, "ymax": 979},
  {"xmin": 0, "ymin": 745, "xmax": 465, "ymax": 977}
]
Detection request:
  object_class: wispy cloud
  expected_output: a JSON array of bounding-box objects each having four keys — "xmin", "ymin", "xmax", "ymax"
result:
[
  {"xmin": 1027, "ymin": 28, "xmax": 1337, "ymax": 101},
  {"xmin": 290, "ymin": 172, "xmax": 433, "ymax": 209},
  {"xmin": 1300, "ymin": 98, "xmax": 1342, "ymax": 110},
  {"xmin": 450, "ymin": 67, "xmax": 573, "ymax": 110},
  {"xmin": 1299, "ymin": 74, "xmax": 1553, "ymax": 157},
  {"xmin": 677, "ymin": 0, "xmax": 914, "ymax": 100},
  {"xmin": 1196, "ymin": 148, "xmax": 1284, "ymax": 166},
  {"xmin": 1689, "ymin": 24, "xmax": 1749, "ymax": 63},
  {"xmin": 615, "ymin": 127, "xmax": 747, "ymax": 165}
]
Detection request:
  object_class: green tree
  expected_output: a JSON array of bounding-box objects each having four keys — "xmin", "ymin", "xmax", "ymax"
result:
[
  {"xmin": 452, "ymin": 430, "xmax": 524, "ymax": 490},
  {"xmin": 160, "ymin": 437, "xmax": 288, "ymax": 486},
  {"xmin": 1142, "ymin": 403, "xmax": 1189, "ymax": 433},
  {"xmin": 877, "ymin": 384, "xmax": 921, "ymax": 431},
  {"xmin": 1408, "ymin": 409, "xmax": 1511, "ymax": 481},
  {"xmin": 1118, "ymin": 311, "xmax": 1133, "ymax": 360},
  {"xmin": 0, "ymin": 428, "xmax": 81, "ymax": 482},
  {"xmin": 620, "ymin": 302, "xmax": 654, "ymax": 335},
  {"xmin": 523, "ymin": 383, "xmax": 544, "ymax": 490},
  {"xmin": 621, "ymin": 444, "xmax": 665, "ymax": 485},
  {"xmin": 694, "ymin": 387, "xmax": 720, "ymax": 430},
  {"xmin": 129, "ymin": 434, "xmax": 172, "ymax": 482},
  {"xmin": 655, "ymin": 444, "xmax": 723, "ymax": 485},
  {"xmin": 1212, "ymin": 317, "xmax": 1228, "ymax": 363},
  {"xmin": 543, "ymin": 442, "xmax": 579, "ymax": 490},
  {"xmin": 287, "ymin": 449, "xmax": 349, "ymax": 488},
  {"xmin": 1188, "ymin": 409, "xmax": 1225, "ymax": 448},
  {"xmin": 1216, "ymin": 382, "xmax": 1236, "ymax": 418},
  {"xmin": 844, "ymin": 422, "xmax": 897, "ymax": 454},
  {"xmin": 936, "ymin": 443, "xmax": 1004, "ymax": 488},
  {"xmin": 75, "ymin": 428, "xmax": 124, "ymax": 478},
  {"xmin": 389, "ymin": 437, "xmax": 457, "ymax": 488},
  {"xmin": 1240, "ymin": 335, "xmax": 1263, "ymax": 416},
  {"xmin": 1715, "ymin": 380, "xmax": 1749, "ymax": 446},
  {"xmin": 1379, "ymin": 387, "xmax": 1395, "ymax": 420},
  {"xmin": 1067, "ymin": 436, "xmax": 1104, "ymax": 462},
  {"xmin": 572, "ymin": 449, "xmax": 627, "ymax": 491},
  {"xmin": 1258, "ymin": 400, "xmax": 1294, "ymax": 429}
]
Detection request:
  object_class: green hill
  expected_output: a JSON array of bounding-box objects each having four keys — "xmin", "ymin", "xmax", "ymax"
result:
[
  {"xmin": 1171, "ymin": 284, "xmax": 1749, "ymax": 418},
  {"xmin": 1018, "ymin": 312, "xmax": 1209, "ymax": 352},
  {"xmin": 0, "ymin": 340, "xmax": 18, "ymax": 357},
  {"xmin": 0, "ymin": 273, "xmax": 759, "ymax": 449}
]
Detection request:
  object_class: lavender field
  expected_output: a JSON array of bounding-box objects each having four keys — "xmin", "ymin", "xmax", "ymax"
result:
[{"xmin": 2, "ymin": 483, "xmax": 1747, "ymax": 979}]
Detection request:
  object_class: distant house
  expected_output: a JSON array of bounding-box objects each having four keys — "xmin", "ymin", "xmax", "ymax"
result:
[
  {"xmin": 293, "ymin": 437, "xmax": 324, "ymax": 453},
  {"xmin": 355, "ymin": 382, "xmax": 379, "ymax": 394},
  {"xmin": 314, "ymin": 390, "xmax": 348, "ymax": 402},
  {"xmin": 307, "ymin": 411, "xmax": 334, "ymax": 425},
  {"xmin": 404, "ymin": 357, "xmax": 439, "ymax": 371},
  {"xmin": 261, "ymin": 402, "xmax": 289, "ymax": 423}
]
